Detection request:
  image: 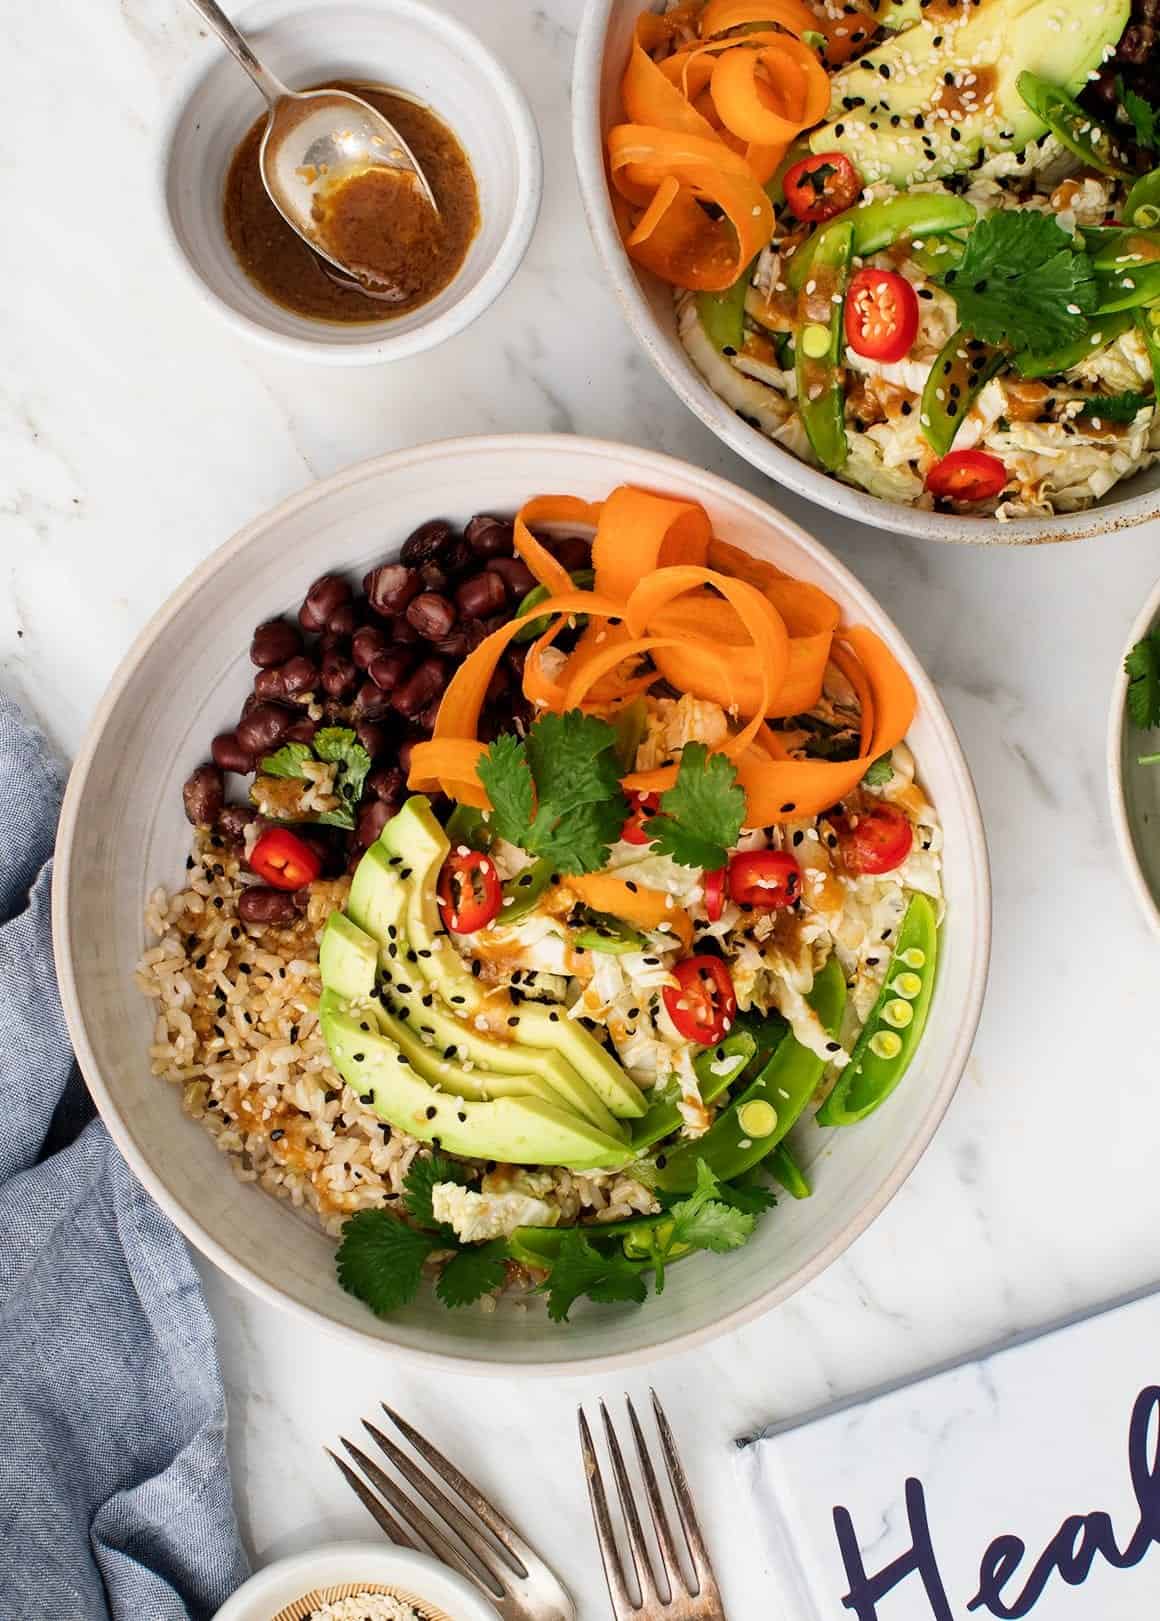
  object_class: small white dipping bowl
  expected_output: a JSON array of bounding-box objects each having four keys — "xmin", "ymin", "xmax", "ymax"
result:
[
  {"xmin": 1108, "ymin": 574, "xmax": 1160, "ymax": 937},
  {"xmin": 54, "ymin": 435, "xmax": 990, "ymax": 1375},
  {"xmin": 160, "ymin": 0, "xmax": 542, "ymax": 363},
  {"xmin": 212, "ymin": 1542, "xmax": 500, "ymax": 1621},
  {"xmin": 572, "ymin": 0, "xmax": 1160, "ymax": 545}
]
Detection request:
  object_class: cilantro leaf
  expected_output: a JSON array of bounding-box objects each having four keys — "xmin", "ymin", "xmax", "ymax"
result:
[
  {"xmin": 542, "ymin": 1230, "xmax": 647, "ymax": 1322},
  {"xmin": 403, "ymin": 1152, "xmax": 470, "ymax": 1241},
  {"xmin": 862, "ymin": 752, "xmax": 894, "ymax": 786},
  {"xmin": 260, "ymin": 742, "xmax": 313, "ymax": 778},
  {"xmin": 311, "ymin": 727, "xmax": 372, "ymax": 831},
  {"xmin": 644, "ymin": 744, "xmax": 746, "ymax": 869},
  {"xmin": 1079, "ymin": 392, "xmax": 1154, "ymax": 424},
  {"xmin": 1126, "ymin": 633, "xmax": 1160, "ymax": 732},
  {"xmin": 666, "ymin": 1160, "xmax": 756, "ymax": 1257},
  {"xmin": 1120, "ymin": 77, "xmax": 1158, "ymax": 150},
  {"xmin": 939, "ymin": 214, "xmax": 1097, "ymax": 354},
  {"xmin": 477, "ymin": 711, "xmax": 628, "ymax": 876},
  {"xmin": 436, "ymin": 1240, "xmax": 508, "ymax": 1308},
  {"xmin": 717, "ymin": 1166, "xmax": 779, "ymax": 1215},
  {"xmin": 336, "ymin": 1210, "xmax": 437, "ymax": 1317}
]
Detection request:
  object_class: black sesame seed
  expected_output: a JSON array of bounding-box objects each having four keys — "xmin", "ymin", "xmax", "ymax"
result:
[
  {"xmin": 270, "ymin": 1128, "xmax": 285, "ymax": 1141},
  {"xmin": 780, "ymin": 802, "xmax": 796, "ymax": 814},
  {"xmin": 426, "ymin": 1106, "xmax": 437, "ymax": 1119}
]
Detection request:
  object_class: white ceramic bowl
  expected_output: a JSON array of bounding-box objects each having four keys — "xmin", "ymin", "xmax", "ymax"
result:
[
  {"xmin": 213, "ymin": 1542, "xmax": 500, "ymax": 1621},
  {"xmin": 1107, "ymin": 575, "xmax": 1160, "ymax": 936},
  {"xmin": 571, "ymin": 0, "xmax": 1160, "ymax": 545},
  {"xmin": 54, "ymin": 434, "xmax": 990, "ymax": 1374},
  {"xmin": 160, "ymin": 0, "xmax": 541, "ymax": 363}
]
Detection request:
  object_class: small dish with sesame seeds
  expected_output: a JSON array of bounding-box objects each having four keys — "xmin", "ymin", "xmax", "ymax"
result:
[{"xmin": 576, "ymin": 0, "xmax": 1160, "ymax": 539}]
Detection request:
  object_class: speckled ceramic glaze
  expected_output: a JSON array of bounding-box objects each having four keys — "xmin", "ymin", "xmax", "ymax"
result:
[
  {"xmin": 571, "ymin": 0, "xmax": 1160, "ymax": 545},
  {"xmin": 53, "ymin": 436, "xmax": 990, "ymax": 1373}
]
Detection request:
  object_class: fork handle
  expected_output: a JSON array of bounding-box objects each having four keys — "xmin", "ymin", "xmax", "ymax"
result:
[{"xmin": 182, "ymin": 0, "xmax": 289, "ymax": 106}]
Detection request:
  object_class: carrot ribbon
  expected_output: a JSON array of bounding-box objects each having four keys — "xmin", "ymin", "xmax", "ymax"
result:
[{"xmin": 407, "ymin": 485, "xmax": 916, "ymax": 827}]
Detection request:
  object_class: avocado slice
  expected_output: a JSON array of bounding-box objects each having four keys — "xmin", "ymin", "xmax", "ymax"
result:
[
  {"xmin": 318, "ymin": 988, "xmax": 553, "ymax": 1106},
  {"xmin": 809, "ymin": 0, "xmax": 1131, "ymax": 187},
  {"xmin": 319, "ymin": 997, "xmax": 632, "ymax": 1171},
  {"xmin": 381, "ymin": 797, "xmax": 647, "ymax": 1121},
  {"xmin": 328, "ymin": 871, "xmax": 631, "ymax": 1140}
]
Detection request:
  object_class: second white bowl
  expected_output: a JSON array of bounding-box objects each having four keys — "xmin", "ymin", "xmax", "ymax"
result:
[{"xmin": 160, "ymin": 0, "xmax": 542, "ymax": 363}]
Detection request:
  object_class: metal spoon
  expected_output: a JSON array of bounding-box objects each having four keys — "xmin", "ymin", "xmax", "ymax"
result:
[{"xmin": 185, "ymin": 0, "xmax": 437, "ymax": 294}]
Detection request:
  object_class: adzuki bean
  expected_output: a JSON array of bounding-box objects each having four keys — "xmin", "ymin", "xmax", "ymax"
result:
[
  {"xmin": 400, "ymin": 518, "xmax": 453, "ymax": 567},
  {"xmin": 465, "ymin": 515, "xmax": 514, "ymax": 558},
  {"xmin": 278, "ymin": 655, "xmax": 318, "ymax": 697},
  {"xmin": 486, "ymin": 556, "xmax": 537, "ymax": 597},
  {"xmin": 282, "ymin": 717, "xmax": 317, "ymax": 745},
  {"xmin": 250, "ymin": 618, "xmax": 302, "ymax": 667},
  {"xmin": 543, "ymin": 535, "xmax": 592, "ymax": 573},
  {"xmin": 405, "ymin": 591, "xmax": 456, "ymax": 640},
  {"xmin": 182, "ymin": 764, "xmax": 224, "ymax": 827},
  {"xmin": 456, "ymin": 570, "xmax": 507, "ymax": 618},
  {"xmin": 355, "ymin": 799, "xmax": 393, "ymax": 848},
  {"xmin": 364, "ymin": 563, "xmax": 420, "ymax": 617},
  {"xmin": 238, "ymin": 886, "xmax": 303, "ymax": 925},
  {"xmin": 320, "ymin": 652, "xmax": 358, "ymax": 700},
  {"xmin": 366, "ymin": 765, "xmax": 405, "ymax": 804},
  {"xmin": 212, "ymin": 731, "xmax": 254, "ymax": 774},
  {"xmin": 354, "ymin": 721, "xmax": 388, "ymax": 758},
  {"xmin": 216, "ymin": 804, "xmax": 256, "ymax": 847},
  {"xmin": 298, "ymin": 574, "xmax": 351, "ymax": 632},
  {"xmin": 253, "ymin": 666, "xmax": 288, "ymax": 702},
  {"xmin": 353, "ymin": 680, "xmax": 394, "ymax": 720},
  {"xmin": 393, "ymin": 657, "xmax": 446, "ymax": 717},
  {"xmin": 368, "ymin": 651, "xmax": 412, "ymax": 692},
  {"xmin": 351, "ymin": 625, "xmax": 389, "ymax": 670},
  {"xmin": 326, "ymin": 601, "xmax": 357, "ymax": 638},
  {"xmin": 235, "ymin": 703, "xmax": 293, "ymax": 755}
]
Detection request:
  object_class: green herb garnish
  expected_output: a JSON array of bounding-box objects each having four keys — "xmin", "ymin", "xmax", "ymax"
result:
[
  {"xmin": 258, "ymin": 726, "xmax": 372, "ymax": 831},
  {"xmin": 1079, "ymin": 392, "xmax": 1154, "ymax": 423},
  {"xmin": 862, "ymin": 751, "xmax": 894, "ymax": 786},
  {"xmin": 477, "ymin": 710, "xmax": 629, "ymax": 875},
  {"xmin": 939, "ymin": 213, "xmax": 1097, "ymax": 354},
  {"xmin": 1126, "ymin": 631, "xmax": 1160, "ymax": 765},
  {"xmin": 1119, "ymin": 78, "xmax": 1158, "ymax": 151},
  {"xmin": 543, "ymin": 1230, "xmax": 649, "ymax": 1323},
  {"xmin": 643, "ymin": 743, "xmax": 746, "ymax": 869}
]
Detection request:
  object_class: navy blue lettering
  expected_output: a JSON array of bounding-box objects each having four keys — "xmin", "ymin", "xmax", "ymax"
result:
[{"xmin": 835, "ymin": 1477, "xmax": 954, "ymax": 1621}]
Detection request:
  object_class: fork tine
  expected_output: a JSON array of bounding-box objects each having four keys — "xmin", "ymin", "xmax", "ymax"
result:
[
  {"xmin": 650, "ymin": 1390, "xmax": 720, "ymax": 1595},
  {"xmin": 340, "ymin": 1437, "xmax": 503, "ymax": 1601},
  {"xmin": 325, "ymin": 1448, "xmax": 416, "ymax": 1550},
  {"xmin": 363, "ymin": 1418, "xmax": 525, "ymax": 1583},
  {"xmin": 579, "ymin": 1406, "xmax": 637, "ymax": 1617},
  {"xmin": 625, "ymin": 1396, "xmax": 688, "ymax": 1601},
  {"xmin": 600, "ymin": 1400, "xmax": 660, "ymax": 1608},
  {"xmin": 381, "ymin": 1402, "xmax": 535, "ymax": 1572}
]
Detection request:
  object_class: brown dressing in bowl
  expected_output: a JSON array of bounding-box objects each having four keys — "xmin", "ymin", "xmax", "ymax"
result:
[{"xmin": 223, "ymin": 84, "xmax": 479, "ymax": 324}]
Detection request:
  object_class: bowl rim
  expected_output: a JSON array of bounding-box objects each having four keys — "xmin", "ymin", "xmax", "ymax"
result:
[
  {"xmin": 212, "ymin": 1540, "xmax": 502, "ymax": 1621},
  {"xmin": 155, "ymin": 0, "xmax": 543, "ymax": 365},
  {"xmin": 1106, "ymin": 574, "xmax": 1160, "ymax": 938},
  {"xmin": 569, "ymin": 0, "xmax": 1160, "ymax": 546},
  {"xmin": 53, "ymin": 432, "xmax": 992, "ymax": 1376}
]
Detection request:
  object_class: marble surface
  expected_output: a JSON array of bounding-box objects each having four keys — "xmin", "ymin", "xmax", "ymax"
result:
[{"xmin": 4, "ymin": 0, "xmax": 1160, "ymax": 1614}]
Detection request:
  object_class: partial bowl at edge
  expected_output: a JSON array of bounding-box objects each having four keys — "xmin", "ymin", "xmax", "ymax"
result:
[
  {"xmin": 1108, "ymin": 575, "xmax": 1160, "ymax": 936},
  {"xmin": 570, "ymin": 0, "xmax": 1160, "ymax": 545},
  {"xmin": 53, "ymin": 433, "xmax": 991, "ymax": 1374}
]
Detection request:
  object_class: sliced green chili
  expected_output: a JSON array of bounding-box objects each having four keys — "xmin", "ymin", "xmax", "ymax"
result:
[
  {"xmin": 499, "ymin": 857, "xmax": 556, "ymax": 925},
  {"xmin": 512, "ymin": 569, "xmax": 595, "ymax": 643},
  {"xmin": 697, "ymin": 256, "xmax": 759, "ymax": 354},
  {"xmin": 653, "ymin": 954, "xmax": 846, "ymax": 1192},
  {"xmin": 1016, "ymin": 72, "xmax": 1133, "ymax": 179},
  {"xmin": 920, "ymin": 328, "xmax": 1004, "ymax": 456},
  {"xmin": 1124, "ymin": 170, "xmax": 1160, "ymax": 231},
  {"xmin": 444, "ymin": 803, "xmax": 490, "ymax": 852},
  {"xmin": 795, "ymin": 220, "xmax": 853, "ymax": 472},
  {"xmin": 816, "ymin": 892, "xmax": 938, "ymax": 1125},
  {"xmin": 573, "ymin": 912, "xmax": 648, "ymax": 956}
]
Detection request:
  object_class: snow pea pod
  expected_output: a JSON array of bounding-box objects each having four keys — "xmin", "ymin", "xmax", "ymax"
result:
[
  {"xmin": 1135, "ymin": 306, "xmax": 1160, "ymax": 395},
  {"xmin": 816, "ymin": 892, "xmax": 938, "ymax": 1125},
  {"xmin": 697, "ymin": 256, "xmax": 759, "ymax": 355},
  {"xmin": 795, "ymin": 220, "xmax": 854, "ymax": 472},
  {"xmin": 630, "ymin": 1030, "xmax": 758, "ymax": 1154},
  {"xmin": 652, "ymin": 954, "xmax": 847, "ymax": 1193},
  {"xmin": 1125, "ymin": 170, "xmax": 1160, "ymax": 230},
  {"xmin": 768, "ymin": 1141, "xmax": 811, "ymax": 1200},
  {"xmin": 787, "ymin": 194, "xmax": 975, "ymax": 294},
  {"xmin": 1013, "ymin": 309, "xmax": 1135, "ymax": 378},
  {"xmin": 920, "ymin": 328, "xmax": 1004, "ymax": 456},
  {"xmin": 1015, "ymin": 72, "xmax": 1133, "ymax": 179},
  {"xmin": 507, "ymin": 1217, "xmax": 658, "ymax": 1271}
]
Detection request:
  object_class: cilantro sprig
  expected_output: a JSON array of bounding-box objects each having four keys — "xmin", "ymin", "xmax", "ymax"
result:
[
  {"xmin": 477, "ymin": 710, "xmax": 629, "ymax": 875},
  {"xmin": 336, "ymin": 1153, "xmax": 507, "ymax": 1315},
  {"xmin": 1079, "ymin": 392, "xmax": 1155, "ymax": 424},
  {"xmin": 643, "ymin": 743, "xmax": 746, "ymax": 869},
  {"xmin": 862, "ymin": 752, "xmax": 894, "ymax": 787},
  {"xmin": 1126, "ymin": 631, "xmax": 1160, "ymax": 766},
  {"xmin": 938, "ymin": 214, "xmax": 1097, "ymax": 355},
  {"xmin": 1119, "ymin": 78, "xmax": 1158, "ymax": 151},
  {"xmin": 259, "ymin": 726, "xmax": 372, "ymax": 830}
]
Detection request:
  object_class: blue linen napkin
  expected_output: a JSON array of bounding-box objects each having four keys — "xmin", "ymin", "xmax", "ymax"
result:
[{"xmin": 0, "ymin": 695, "xmax": 250, "ymax": 1621}]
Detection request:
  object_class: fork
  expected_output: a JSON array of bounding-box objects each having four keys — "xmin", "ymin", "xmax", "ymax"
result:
[
  {"xmin": 578, "ymin": 1391, "xmax": 727, "ymax": 1621},
  {"xmin": 328, "ymin": 1402, "xmax": 577, "ymax": 1621}
]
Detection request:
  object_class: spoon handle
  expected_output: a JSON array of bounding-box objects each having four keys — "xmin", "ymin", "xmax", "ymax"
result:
[{"xmin": 183, "ymin": 0, "xmax": 289, "ymax": 105}]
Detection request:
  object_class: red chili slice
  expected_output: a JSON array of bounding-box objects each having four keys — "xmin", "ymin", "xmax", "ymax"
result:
[
  {"xmin": 663, "ymin": 955, "xmax": 737, "ymax": 1045},
  {"xmin": 833, "ymin": 803, "xmax": 913, "ymax": 875},
  {"xmin": 728, "ymin": 849, "xmax": 803, "ymax": 909},
  {"xmin": 438, "ymin": 849, "xmax": 503, "ymax": 933},
  {"xmin": 783, "ymin": 152, "xmax": 862, "ymax": 223},
  {"xmin": 620, "ymin": 790, "xmax": 660, "ymax": 846},
  {"xmin": 703, "ymin": 867, "xmax": 727, "ymax": 923},
  {"xmin": 925, "ymin": 448, "xmax": 1007, "ymax": 503},
  {"xmin": 248, "ymin": 827, "xmax": 322, "ymax": 891},
  {"xmin": 844, "ymin": 268, "xmax": 919, "ymax": 363}
]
